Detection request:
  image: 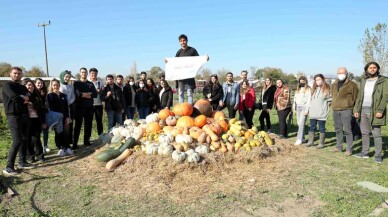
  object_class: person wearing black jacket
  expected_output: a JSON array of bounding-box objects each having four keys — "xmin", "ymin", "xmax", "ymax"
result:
[
  {"xmin": 73, "ymin": 67, "xmax": 97, "ymax": 149},
  {"xmin": 259, "ymin": 77, "xmax": 276, "ymax": 133},
  {"xmin": 174, "ymin": 34, "xmax": 209, "ymax": 105},
  {"xmin": 2, "ymin": 67, "xmax": 35, "ymax": 175},
  {"xmin": 135, "ymin": 80, "xmax": 151, "ymax": 119},
  {"xmin": 123, "ymin": 76, "xmax": 137, "ymax": 119},
  {"xmin": 47, "ymin": 79, "xmax": 72, "ymax": 156},
  {"xmin": 203, "ymin": 74, "xmax": 223, "ymax": 110},
  {"xmin": 146, "ymin": 78, "xmax": 160, "ymax": 114},
  {"xmin": 22, "ymin": 78, "xmax": 46, "ymax": 163},
  {"xmin": 101, "ymin": 74, "xmax": 125, "ymax": 130},
  {"xmin": 159, "ymin": 80, "xmax": 173, "ymax": 109}
]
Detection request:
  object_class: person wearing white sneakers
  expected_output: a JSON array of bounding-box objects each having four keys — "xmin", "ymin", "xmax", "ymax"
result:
[
  {"xmin": 293, "ymin": 76, "xmax": 311, "ymax": 145},
  {"xmin": 46, "ymin": 79, "xmax": 73, "ymax": 156}
]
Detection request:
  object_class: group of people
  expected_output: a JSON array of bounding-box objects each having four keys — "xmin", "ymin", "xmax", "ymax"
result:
[{"xmin": 2, "ymin": 33, "xmax": 387, "ymax": 176}]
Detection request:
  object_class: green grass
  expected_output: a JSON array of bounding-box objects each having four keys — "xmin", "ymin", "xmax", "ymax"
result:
[{"xmin": 0, "ymin": 95, "xmax": 388, "ymax": 216}]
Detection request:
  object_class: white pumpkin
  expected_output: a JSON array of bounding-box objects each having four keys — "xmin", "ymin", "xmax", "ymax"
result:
[
  {"xmin": 120, "ymin": 128, "xmax": 131, "ymax": 138},
  {"xmin": 185, "ymin": 149, "xmax": 195, "ymax": 156},
  {"xmin": 158, "ymin": 134, "xmax": 174, "ymax": 143},
  {"xmin": 171, "ymin": 150, "xmax": 186, "ymax": 163},
  {"xmin": 137, "ymin": 119, "xmax": 147, "ymax": 125},
  {"xmin": 124, "ymin": 119, "xmax": 135, "ymax": 126},
  {"xmin": 195, "ymin": 145, "xmax": 209, "ymax": 155},
  {"xmin": 146, "ymin": 144, "xmax": 159, "ymax": 155},
  {"xmin": 146, "ymin": 113, "xmax": 160, "ymax": 124},
  {"xmin": 158, "ymin": 143, "xmax": 174, "ymax": 156},
  {"xmin": 187, "ymin": 151, "xmax": 200, "ymax": 163},
  {"xmin": 111, "ymin": 127, "xmax": 122, "ymax": 137},
  {"xmin": 175, "ymin": 134, "xmax": 193, "ymax": 144}
]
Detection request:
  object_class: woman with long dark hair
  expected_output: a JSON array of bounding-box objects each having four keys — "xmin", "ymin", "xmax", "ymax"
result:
[
  {"xmin": 136, "ymin": 80, "xmax": 151, "ymax": 119},
  {"xmin": 159, "ymin": 80, "xmax": 173, "ymax": 109},
  {"xmin": 203, "ymin": 74, "xmax": 223, "ymax": 110},
  {"xmin": 353, "ymin": 62, "xmax": 388, "ymax": 163},
  {"xmin": 305, "ymin": 74, "xmax": 331, "ymax": 148},
  {"xmin": 35, "ymin": 78, "xmax": 49, "ymax": 153},
  {"xmin": 238, "ymin": 79, "xmax": 256, "ymax": 128},
  {"xmin": 293, "ymin": 76, "xmax": 311, "ymax": 145},
  {"xmin": 22, "ymin": 78, "xmax": 46, "ymax": 162},
  {"xmin": 259, "ymin": 77, "xmax": 276, "ymax": 132},
  {"xmin": 123, "ymin": 76, "xmax": 137, "ymax": 119},
  {"xmin": 47, "ymin": 79, "xmax": 72, "ymax": 156},
  {"xmin": 146, "ymin": 78, "xmax": 160, "ymax": 114},
  {"xmin": 274, "ymin": 79, "xmax": 291, "ymax": 138}
]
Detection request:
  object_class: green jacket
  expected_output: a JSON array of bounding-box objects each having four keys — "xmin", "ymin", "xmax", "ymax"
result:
[
  {"xmin": 331, "ymin": 78, "xmax": 359, "ymax": 111},
  {"xmin": 353, "ymin": 75, "xmax": 388, "ymax": 126}
]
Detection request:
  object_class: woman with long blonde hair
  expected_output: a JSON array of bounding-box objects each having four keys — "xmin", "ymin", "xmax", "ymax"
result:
[
  {"xmin": 305, "ymin": 74, "xmax": 331, "ymax": 148},
  {"xmin": 293, "ymin": 76, "xmax": 311, "ymax": 145}
]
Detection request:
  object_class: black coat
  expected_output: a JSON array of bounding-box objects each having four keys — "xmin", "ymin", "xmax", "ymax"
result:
[
  {"xmin": 123, "ymin": 84, "xmax": 136, "ymax": 107},
  {"xmin": 135, "ymin": 88, "xmax": 151, "ymax": 108},
  {"xmin": 159, "ymin": 86, "xmax": 173, "ymax": 109},
  {"xmin": 148, "ymin": 86, "xmax": 160, "ymax": 112},
  {"xmin": 202, "ymin": 82, "xmax": 223, "ymax": 110},
  {"xmin": 100, "ymin": 84, "xmax": 125, "ymax": 112},
  {"xmin": 261, "ymin": 85, "xmax": 276, "ymax": 110}
]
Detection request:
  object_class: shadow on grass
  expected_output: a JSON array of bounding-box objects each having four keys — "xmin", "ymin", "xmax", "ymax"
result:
[{"xmin": 30, "ymin": 182, "xmax": 49, "ymax": 217}]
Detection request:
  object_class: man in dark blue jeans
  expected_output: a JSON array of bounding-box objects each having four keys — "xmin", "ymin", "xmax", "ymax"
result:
[{"xmin": 2, "ymin": 67, "xmax": 35, "ymax": 176}]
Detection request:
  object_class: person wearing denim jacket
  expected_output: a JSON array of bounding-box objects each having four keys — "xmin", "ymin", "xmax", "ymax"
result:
[{"xmin": 218, "ymin": 72, "xmax": 240, "ymax": 118}]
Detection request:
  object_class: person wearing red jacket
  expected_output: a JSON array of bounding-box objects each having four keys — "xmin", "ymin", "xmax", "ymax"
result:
[{"xmin": 238, "ymin": 79, "xmax": 256, "ymax": 128}]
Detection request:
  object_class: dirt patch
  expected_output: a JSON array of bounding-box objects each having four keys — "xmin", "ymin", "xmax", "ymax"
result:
[{"xmin": 74, "ymin": 139, "xmax": 309, "ymax": 204}]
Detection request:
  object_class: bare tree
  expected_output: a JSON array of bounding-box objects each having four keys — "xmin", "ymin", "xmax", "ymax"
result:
[
  {"xmin": 130, "ymin": 61, "xmax": 138, "ymax": 78},
  {"xmin": 358, "ymin": 23, "xmax": 388, "ymax": 75}
]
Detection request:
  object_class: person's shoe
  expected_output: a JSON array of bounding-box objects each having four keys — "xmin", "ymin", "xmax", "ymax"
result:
[
  {"xmin": 353, "ymin": 152, "xmax": 369, "ymax": 159},
  {"xmin": 267, "ymin": 129, "xmax": 272, "ymax": 134},
  {"xmin": 58, "ymin": 149, "xmax": 66, "ymax": 157},
  {"xmin": 44, "ymin": 146, "xmax": 50, "ymax": 153},
  {"xmin": 294, "ymin": 140, "xmax": 302, "ymax": 145},
  {"xmin": 65, "ymin": 148, "xmax": 73, "ymax": 155},
  {"xmin": 304, "ymin": 132, "xmax": 315, "ymax": 147},
  {"xmin": 39, "ymin": 158, "xmax": 46, "ymax": 163},
  {"xmin": 316, "ymin": 133, "xmax": 325, "ymax": 149},
  {"xmin": 84, "ymin": 142, "xmax": 92, "ymax": 146},
  {"xmin": 3, "ymin": 167, "xmax": 20, "ymax": 176},
  {"xmin": 332, "ymin": 147, "xmax": 342, "ymax": 152},
  {"xmin": 17, "ymin": 162, "xmax": 36, "ymax": 169},
  {"xmin": 344, "ymin": 150, "xmax": 352, "ymax": 156},
  {"xmin": 375, "ymin": 156, "xmax": 383, "ymax": 163}
]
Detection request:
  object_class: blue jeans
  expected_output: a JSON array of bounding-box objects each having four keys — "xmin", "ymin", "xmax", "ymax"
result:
[
  {"xmin": 296, "ymin": 106, "xmax": 308, "ymax": 141},
  {"xmin": 107, "ymin": 110, "xmax": 123, "ymax": 130},
  {"xmin": 137, "ymin": 107, "xmax": 150, "ymax": 119},
  {"xmin": 309, "ymin": 119, "xmax": 326, "ymax": 133},
  {"xmin": 125, "ymin": 107, "xmax": 136, "ymax": 120},
  {"xmin": 178, "ymin": 84, "xmax": 193, "ymax": 104}
]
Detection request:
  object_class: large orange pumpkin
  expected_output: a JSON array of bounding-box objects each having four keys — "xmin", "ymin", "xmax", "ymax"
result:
[
  {"xmin": 193, "ymin": 99, "xmax": 213, "ymax": 117},
  {"xmin": 213, "ymin": 111, "xmax": 226, "ymax": 120},
  {"xmin": 194, "ymin": 115, "xmax": 207, "ymax": 128},
  {"xmin": 146, "ymin": 122, "xmax": 161, "ymax": 133},
  {"xmin": 176, "ymin": 116, "xmax": 195, "ymax": 128},
  {"xmin": 172, "ymin": 102, "xmax": 193, "ymax": 116},
  {"xmin": 158, "ymin": 108, "xmax": 174, "ymax": 120}
]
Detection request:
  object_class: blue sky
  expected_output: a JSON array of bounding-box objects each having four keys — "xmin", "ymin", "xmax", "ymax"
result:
[{"xmin": 1, "ymin": 0, "xmax": 387, "ymax": 78}]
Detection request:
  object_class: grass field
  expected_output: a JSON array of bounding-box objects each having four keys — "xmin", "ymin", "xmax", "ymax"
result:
[{"xmin": 0, "ymin": 95, "xmax": 387, "ymax": 217}]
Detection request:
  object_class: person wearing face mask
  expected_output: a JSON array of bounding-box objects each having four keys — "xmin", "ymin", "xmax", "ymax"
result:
[
  {"xmin": 353, "ymin": 62, "xmax": 388, "ymax": 163},
  {"xmin": 35, "ymin": 78, "xmax": 50, "ymax": 153},
  {"xmin": 274, "ymin": 79, "xmax": 292, "ymax": 138},
  {"xmin": 293, "ymin": 76, "xmax": 311, "ymax": 145},
  {"xmin": 123, "ymin": 76, "xmax": 137, "ymax": 119},
  {"xmin": 59, "ymin": 70, "xmax": 76, "ymax": 149},
  {"xmin": 330, "ymin": 67, "xmax": 359, "ymax": 156},
  {"xmin": 305, "ymin": 74, "xmax": 331, "ymax": 148},
  {"xmin": 135, "ymin": 80, "xmax": 152, "ymax": 119},
  {"xmin": 202, "ymin": 74, "xmax": 223, "ymax": 110}
]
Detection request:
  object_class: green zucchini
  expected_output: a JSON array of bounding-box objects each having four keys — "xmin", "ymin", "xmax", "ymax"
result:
[{"xmin": 97, "ymin": 137, "xmax": 136, "ymax": 162}]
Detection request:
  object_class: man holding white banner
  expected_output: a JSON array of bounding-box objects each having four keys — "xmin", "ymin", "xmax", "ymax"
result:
[{"xmin": 165, "ymin": 34, "xmax": 209, "ymax": 104}]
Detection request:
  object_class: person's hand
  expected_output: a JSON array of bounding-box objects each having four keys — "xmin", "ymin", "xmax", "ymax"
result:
[
  {"xmin": 42, "ymin": 123, "xmax": 47, "ymax": 129},
  {"xmin": 267, "ymin": 109, "xmax": 271, "ymax": 113},
  {"xmin": 354, "ymin": 112, "xmax": 359, "ymax": 118},
  {"xmin": 303, "ymin": 111, "xmax": 308, "ymax": 116},
  {"xmin": 106, "ymin": 91, "xmax": 112, "ymax": 97},
  {"xmin": 208, "ymin": 98, "xmax": 212, "ymax": 102},
  {"xmin": 121, "ymin": 109, "xmax": 124, "ymax": 114},
  {"xmin": 164, "ymin": 59, "xmax": 168, "ymax": 63},
  {"xmin": 65, "ymin": 117, "xmax": 71, "ymax": 125},
  {"xmin": 376, "ymin": 112, "xmax": 383, "ymax": 118},
  {"xmin": 248, "ymin": 108, "xmax": 252, "ymax": 111},
  {"xmin": 234, "ymin": 105, "xmax": 238, "ymax": 110},
  {"xmin": 82, "ymin": 93, "xmax": 92, "ymax": 98},
  {"xmin": 219, "ymin": 101, "xmax": 224, "ymax": 107},
  {"xmin": 206, "ymin": 54, "xmax": 210, "ymax": 61}
]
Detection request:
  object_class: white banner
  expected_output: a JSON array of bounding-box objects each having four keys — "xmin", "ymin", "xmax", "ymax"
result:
[{"xmin": 164, "ymin": 56, "xmax": 208, "ymax": 81}]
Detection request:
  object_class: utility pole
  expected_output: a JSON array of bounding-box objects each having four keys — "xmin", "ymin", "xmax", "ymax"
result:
[{"xmin": 37, "ymin": 20, "xmax": 51, "ymax": 77}]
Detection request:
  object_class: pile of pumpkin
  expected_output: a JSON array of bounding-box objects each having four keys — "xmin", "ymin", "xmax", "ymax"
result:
[{"xmin": 94, "ymin": 99, "xmax": 275, "ymax": 171}]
